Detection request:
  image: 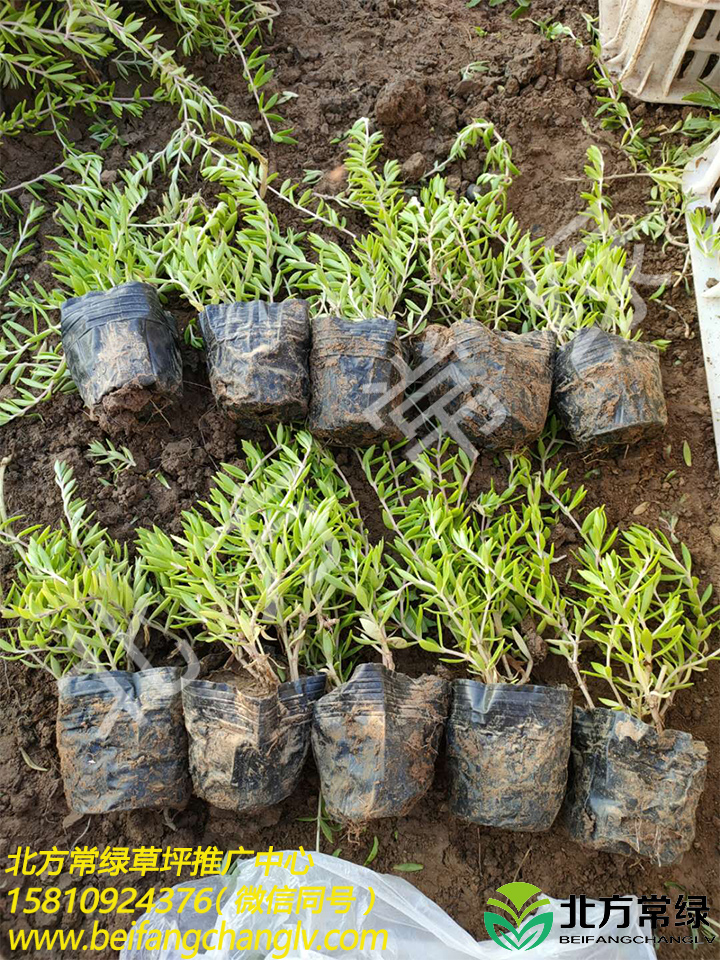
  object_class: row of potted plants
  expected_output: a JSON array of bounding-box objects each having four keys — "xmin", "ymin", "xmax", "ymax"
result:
[
  {"xmin": 61, "ymin": 283, "xmax": 667, "ymax": 450},
  {"xmin": 0, "ymin": 431, "xmax": 716, "ymax": 866}
]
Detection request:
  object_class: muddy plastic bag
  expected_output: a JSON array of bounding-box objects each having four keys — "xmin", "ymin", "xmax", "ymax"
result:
[
  {"xmin": 56, "ymin": 667, "xmax": 190, "ymax": 814},
  {"xmin": 446, "ymin": 681, "xmax": 572, "ymax": 832},
  {"xmin": 563, "ymin": 707, "xmax": 708, "ymax": 866},
  {"xmin": 311, "ymin": 663, "xmax": 449, "ymax": 823},
  {"xmin": 553, "ymin": 329, "xmax": 667, "ymax": 447},
  {"xmin": 414, "ymin": 322, "xmax": 555, "ymax": 452},
  {"xmin": 308, "ymin": 316, "xmax": 405, "ymax": 446},
  {"xmin": 182, "ymin": 675, "xmax": 325, "ymax": 813},
  {"xmin": 199, "ymin": 300, "xmax": 310, "ymax": 425},
  {"xmin": 60, "ymin": 282, "xmax": 183, "ymax": 424},
  {"xmin": 120, "ymin": 852, "xmax": 657, "ymax": 960}
]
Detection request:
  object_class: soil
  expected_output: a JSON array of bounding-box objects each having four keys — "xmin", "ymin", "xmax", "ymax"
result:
[{"xmin": 1, "ymin": 0, "xmax": 719, "ymax": 957}]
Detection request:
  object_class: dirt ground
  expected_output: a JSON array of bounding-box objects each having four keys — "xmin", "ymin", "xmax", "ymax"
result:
[{"xmin": 0, "ymin": 0, "xmax": 719, "ymax": 957}]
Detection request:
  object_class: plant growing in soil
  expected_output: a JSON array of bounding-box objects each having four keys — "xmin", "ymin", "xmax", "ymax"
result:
[
  {"xmin": 574, "ymin": 513, "xmax": 720, "ymax": 730},
  {"xmin": 512, "ymin": 459, "xmax": 720, "ymax": 730},
  {"xmin": 137, "ymin": 427, "xmax": 365, "ymax": 687},
  {"xmin": 0, "ymin": 458, "xmax": 158, "ymax": 676},
  {"xmin": 361, "ymin": 438, "xmax": 574, "ymax": 832},
  {"xmin": 361, "ymin": 438, "xmax": 536, "ymax": 682}
]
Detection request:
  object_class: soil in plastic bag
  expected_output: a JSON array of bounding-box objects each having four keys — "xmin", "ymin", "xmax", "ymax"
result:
[
  {"xmin": 563, "ymin": 707, "xmax": 708, "ymax": 866},
  {"xmin": 413, "ymin": 322, "xmax": 555, "ymax": 452},
  {"xmin": 120, "ymin": 852, "xmax": 657, "ymax": 960},
  {"xmin": 181, "ymin": 673, "xmax": 325, "ymax": 813},
  {"xmin": 445, "ymin": 681, "xmax": 573, "ymax": 832},
  {"xmin": 311, "ymin": 663, "xmax": 450, "ymax": 823},
  {"xmin": 60, "ymin": 281, "xmax": 183, "ymax": 429},
  {"xmin": 56, "ymin": 667, "xmax": 190, "ymax": 815},
  {"xmin": 308, "ymin": 316, "xmax": 405, "ymax": 446},
  {"xmin": 553, "ymin": 328, "xmax": 667, "ymax": 446},
  {"xmin": 198, "ymin": 300, "xmax": 310, "ymax": 425}
]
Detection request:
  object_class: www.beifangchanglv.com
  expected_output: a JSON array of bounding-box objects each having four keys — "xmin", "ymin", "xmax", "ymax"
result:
[{"xmin": 8, "ymin": 919, "xmax": 389, "ymax": 958}]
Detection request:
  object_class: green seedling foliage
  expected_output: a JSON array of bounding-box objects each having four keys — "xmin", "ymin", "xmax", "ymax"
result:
[
  {"xmin": 138, "ymin": 427, "xmax": 370, "ymax": 687},
  {"xmin": 0, "ymin": 459, "xmax": 159, "ymax": 677}
]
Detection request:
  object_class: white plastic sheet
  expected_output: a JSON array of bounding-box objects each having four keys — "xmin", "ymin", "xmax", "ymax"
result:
[{"xmin": 120, "ymin": 852, "xmax": 657, "ymax": 960}]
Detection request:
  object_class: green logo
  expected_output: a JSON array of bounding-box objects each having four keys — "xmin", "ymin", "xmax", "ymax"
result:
[{"xmin": 483, "ymin": 882, "xmax": 553, "ymax": 952}]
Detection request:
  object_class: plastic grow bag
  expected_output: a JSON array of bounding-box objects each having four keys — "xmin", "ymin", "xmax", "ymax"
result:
[
  {"xmin": 414, "ymin": 322, "xmax": 555, "ymax": 452},
  {"xmin": 120, "ymin": 852, "xmax": 657, "ymax": 960},
  {"xmin": 56, "ymin": 667, "xmax": 190, "ymax": 814},
  {"xmin": 563, "ymin": 707, "xmax": 708, "ymax": 866},
  {"xmin": 311, "ymin": 663, "xmax": 449, "ymax": 823},
  {"xmin": 552, "ymin": 329, "xmax": 667, "ymax": 447},
  {"xmin": 182, "ymin": 675, "xmax": 326, "ymax": 813},
  {"xmin": 308, "ymin": 316, "xmax": 405, "ymax": 446},
  {"xmin": 60, "ymin": 281, "xmax": 182, "ymax": 419},
  {"xmin": 199, "ymin": 300, "xmax": 311, "ymax": 425},
  {"xmin": 446, "ymin": 681, "xmax": 572, "ymax": 831}
]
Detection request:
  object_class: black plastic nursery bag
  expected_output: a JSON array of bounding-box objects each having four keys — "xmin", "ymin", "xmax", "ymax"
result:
[
  {"xmin": 60, "ymin": 281, "xmax": 182, "ymax": 421},
  {"xmin": 311, "ymin": 663, "xmax": 450, "ymax": 823},
  {"xmin": 308, "ymin": 316, "xmax": 405, "ymax": 446},
  {"xmin": 563, "ymin": 707, "xmax": 708, "ymax": 866},
  {"xmin": 199, "ymin": 300, "xmax": 310, "ymax": 425},
  {"xmin": 445, "ymin": 681, "xmax": 573, "ymax": 831},
  {"xmin": 181, "ymin": 674, "xmax": 325, "ymax": 813},
  {"xmin": 553, "ymin": 328, "xmax": 667, "ymax": 446},
  {"xmin": 56, "ymin": 667, "xmax": 190, "ymax": 815},
  {"xmin": 414, "ymin": 322, "xmax": 555, "ymax": 452}
]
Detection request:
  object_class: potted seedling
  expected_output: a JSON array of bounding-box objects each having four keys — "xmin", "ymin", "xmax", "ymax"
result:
[
  {"xmin": 361, "ymin": 440, "xmax": 573, "ymax": 833},
  {"xmin": 0, "ymin": 458, "xmax": 190, "ymax": 815},
  {"xmin": 60, "ymin": 282, "xmax": 183, "ymax": 430},
  {"xmin": 516, "ymin": 461, "xmax": 719, "ymax": 864},
  {"xmin": 159, "ymin": 189, "xmax": 312, "ymax": 425},
  {"xmin": 310, "ymin": 539, "xmax": 450, "ymax": 824},
  {"xmin": 138, "ymin": 427, "xmax": 365, "ymax": 813},
  {"xmin": 412, "ymin": 321, "xmax": 556, "ymax": 453},
  {"xmin": 565, "ymin": 514, "xmax": 716, "ymax": 865},
  {"xmin": 533, "ymin": 149, "xmax": 667, "ymax": 447}
]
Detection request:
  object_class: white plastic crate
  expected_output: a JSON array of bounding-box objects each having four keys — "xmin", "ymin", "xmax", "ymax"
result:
[
  {"xmin": 684, "ymin": 134, "xmax": 720, "ymax": 468},
  {"xmin": 600, "ymin": 0, "xmax": 720, "ymax": 103}
]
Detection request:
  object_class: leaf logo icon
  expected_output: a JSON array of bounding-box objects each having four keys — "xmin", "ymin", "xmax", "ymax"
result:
[{"xmin": 483, "ymin": 882, "xmax": 553, "ymax": 952}]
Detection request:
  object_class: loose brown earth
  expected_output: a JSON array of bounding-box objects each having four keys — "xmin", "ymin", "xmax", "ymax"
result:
[{"xmin": 0, "ymin": 0, "xmax": 719, "ymax": 957}]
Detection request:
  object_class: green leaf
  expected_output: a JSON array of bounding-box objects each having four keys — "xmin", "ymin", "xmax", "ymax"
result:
[{"xmin": 364, "ymin": 836, "xmax": 379, "ymax": 865}]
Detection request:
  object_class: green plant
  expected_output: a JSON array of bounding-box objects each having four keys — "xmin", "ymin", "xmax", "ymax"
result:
[
  {"xmin": 576, "ymin": 517, "xmax": 719, "ymax": 730},
  {"xmin": 531, "ymin": 18, "xmax": 578, "ymax": 43},
  {"xmin": 86, "ymin": 438, "xmax": 136, "ymax": 482},
  {"xmin": 0, "ymin": 283, "xmax": 72, "ymax": 426},
  {"xmin": 361, "ymin": 439, "xmax": 536, "ymax": 684},
  {"xmin": 138, "ymin": 428, "xmax": 366, "ymax": 688},
  {"xmin": 514, "ymin": 463, "xmax": 720, "ymax": 729},
  {"xmin": 0, "ymin": 458, "xmax": 159, "ymax": 676},
  {"xmin": 461, "ymin": 61, "xmax": 489, "ymax": 81},
  {"xmin": 147, "ymin": 0, "xmax": 296, "ymax": 142}
]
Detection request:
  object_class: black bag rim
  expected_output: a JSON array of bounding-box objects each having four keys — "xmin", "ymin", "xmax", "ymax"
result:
[
  {"xmin": 451, "ymin": 679, "xmax": 572, "ymax": 715},
  {"xmin": 57, "ymin": 665, "xmax": 181, "ymax": 701},
  {"xmin": 571, "ymin": 704, "xmax": 706, "ymax": 753},
  {"xmin": 314, "ymin": 662, "xmax": 449, "ymax": 719},
  {"xmin": 182, "ymin": 673, "xmax": 325, "ymax": 708},
  {"xmin": 60, "ymin": 281, "xmax": 167, "ymax": 340},
  {"xmin": 199, "ymin": 300, "xmax": 309, "ymax": 343}
]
